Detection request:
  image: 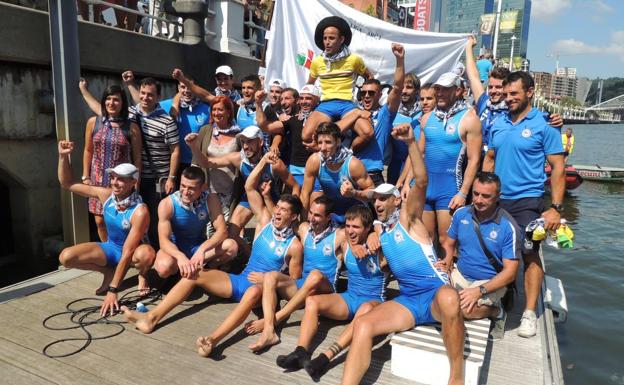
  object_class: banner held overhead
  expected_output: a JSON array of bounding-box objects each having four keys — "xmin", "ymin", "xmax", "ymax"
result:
[{"xmin": 265, "ymin": 0, "xmax": 468, "ymax": 92}]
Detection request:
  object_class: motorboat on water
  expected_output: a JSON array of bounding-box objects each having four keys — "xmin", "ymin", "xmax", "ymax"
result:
[
  {"xmin": 545, "ymin": 164, "xmax": 584, "ymax": 190},
  {"xmin": 572, "ymin": 164, "xmax": 624, "ymax": 182}
]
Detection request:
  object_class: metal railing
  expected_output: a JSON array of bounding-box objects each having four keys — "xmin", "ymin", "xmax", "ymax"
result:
[{"xmin": 244, "ymin": 5, "xmax": 268, "ymax": 59}]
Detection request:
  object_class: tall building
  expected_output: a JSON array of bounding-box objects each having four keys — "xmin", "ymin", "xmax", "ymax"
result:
[
  {"xmin": 436, "ymin": 0, "xmax": 531, "ymax": 61},
  {"xmin": 532, "ymin": 68, "xmax": 586, "ymax": 103}
]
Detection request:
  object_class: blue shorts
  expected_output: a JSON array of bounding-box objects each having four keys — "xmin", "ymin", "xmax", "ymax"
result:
[
  {"xmin": 98, "ymin": 242, "xmax": 123, "ymax": 267},
  {"xmin": 178, "ymin": 244, "xmax": 201, "ymax": 259},
  {"xmin": 228, "ymin": 273, "xmax": 255, "ymax": 302},
  {"xmin": 340, "ymin": 291, "xmax": 380, "ymax": 320},
  {"xmin": 392, "ymin": 288, "xmax": 439, "ymax": 325},
  {"xmin": 290, "ymin": 166, "xmax": 322, "ymax": 192},
  {"xmin": 315, "ymin": 99, "xmax": 358, "ymax": 121},
  {"xmin": 424, "ymin": 172, "xmax": 458, "ymax": 211}
]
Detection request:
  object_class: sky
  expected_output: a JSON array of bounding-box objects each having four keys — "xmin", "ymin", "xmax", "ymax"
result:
[{"xmin": 527, "ymin": 0, "xmax": 624, "ymax": 79}]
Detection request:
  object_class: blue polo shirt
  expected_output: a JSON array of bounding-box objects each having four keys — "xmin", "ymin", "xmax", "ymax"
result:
[
  {"xmin": 160, "ymin": 98, "xmax": 210, "ymax": 164},
  {"xmin": 476, "ymin": 59, "xmax": 493, "ymax": 83},
  {"xmin": 447, "ymin": 205, "xmax": 521, "ymax": 281},
  {"xmin": 355, "ymin": 105, "xmax": 396, "ymax": 173},
  {"xmin": 488, "ymin": 108, "xmax": 563, "ymax": 200}
]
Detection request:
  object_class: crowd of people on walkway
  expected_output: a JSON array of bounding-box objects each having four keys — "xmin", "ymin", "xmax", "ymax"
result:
[{"xmin": 58, "ymin": 16, "xmax": 567, "ymax": 385}]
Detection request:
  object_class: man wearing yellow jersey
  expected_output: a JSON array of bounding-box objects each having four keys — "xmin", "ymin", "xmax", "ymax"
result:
[
  {"xmin": 562, "ymin": 127, "xmax": 575, "ymax": 163},
  {"xmin": 302, "ymin": 16, "xmax": 374, "ymax": 152}
]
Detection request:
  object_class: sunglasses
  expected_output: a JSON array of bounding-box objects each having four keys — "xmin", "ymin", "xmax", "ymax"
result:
[{"xmin": 361, "ymin": 90, "xmax": 377, "ymax": 96}]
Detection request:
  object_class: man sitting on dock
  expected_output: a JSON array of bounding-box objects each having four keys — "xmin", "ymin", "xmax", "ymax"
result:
[
  {"xmin": 438, "ymin": 172, "xmax": 521, "ymax": 339},
  {"xmin": 152, "ymin": 166, "xmax": 237, "ymax": 279},
  {"xmin": 57, "ymin": 141, "xmax": 155, "ymax": 316}
]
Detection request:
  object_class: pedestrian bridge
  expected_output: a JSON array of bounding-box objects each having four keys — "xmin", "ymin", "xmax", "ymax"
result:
[{"xmin": 533, "ymin": 93, "xmax": 623, "ymax": 124}]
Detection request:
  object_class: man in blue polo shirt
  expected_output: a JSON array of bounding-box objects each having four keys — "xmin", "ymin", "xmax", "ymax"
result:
[
  {"xmin": 159, "ymin": 77, "xmax": 210, "ymax": 177},
  {"xmin": 483, "ymin": 71, "xmax": 565, "ymax": 338},
  {"xmin": 439, "ymin": 172, "xmax": 520, "ymax": 339},
  {"xmin": 348, "ymin": 43, "xmax": 405, "ymax": 186}
]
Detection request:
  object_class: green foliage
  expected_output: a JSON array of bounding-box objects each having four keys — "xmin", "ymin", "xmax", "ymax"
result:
[{"xmin": 364, "ymin": 5, "xmax": 376, "ymax": 17}]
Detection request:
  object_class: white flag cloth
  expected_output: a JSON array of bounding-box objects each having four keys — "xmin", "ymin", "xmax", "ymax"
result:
[{"xmin": 265, "ymin": 0, "xmax": 469, "ymax": 92}]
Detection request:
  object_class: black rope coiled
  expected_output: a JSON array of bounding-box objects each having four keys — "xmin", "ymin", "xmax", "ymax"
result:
[{"xmin": 42, "ymin": 289, "xmax": 161, "ymax": 358}]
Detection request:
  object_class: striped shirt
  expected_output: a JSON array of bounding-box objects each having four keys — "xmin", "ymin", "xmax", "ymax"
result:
[{"xmin": 129, "ymin": 104, "xmax": 179, "ymax": 178}]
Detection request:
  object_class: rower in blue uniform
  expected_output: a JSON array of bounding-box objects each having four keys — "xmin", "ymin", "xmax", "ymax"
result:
[
  {"xmin": 57, "ymin": 141, "xmax": 155, "ymax": 316},
  {"xmin": 301, "ymin": 122, "xmax": 374, "ymax": 224},
  {"xmin": 419, "ymin": 72, "xmax": 482, "ymax": 256},
  {"xmin": 341, "ymin": 123, "xmax": 466, "ymax": 385},
  {"xmin": 153, "ymin": 166, "xmax": 237, "ymax": 279},
  {"xmin": 275, "ymin": 205, "xmax": 387, "ymax": 378}
]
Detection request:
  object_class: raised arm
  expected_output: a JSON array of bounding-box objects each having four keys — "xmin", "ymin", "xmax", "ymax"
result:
[
  {"xmin": 387, "ymin": 43, "xmax": 405, "ymax": 113},
  {"xmin": 78, "ymin": 79, "xmax": 102, "ymax": 116},
  {"xmin": 244, "ymin": 152, "xmax": 274, "ymax": 225},
  {"xmin": 394, "ymin": 123, "xmax": 426, "ymax": 224},
  {"xmin": 172, "ymin": 68, "xmax": 215, "ymax": 104},
  {"xmin": 121, "ymin": 70, "xmax": 140, "ymax": 105},
  {"xmin": 464, "ymin": 35, "xmax": 485, "ymax": 103},
  {"xmin": 58, "ymin": 140, "xmax": 110, "ymax": 203}
]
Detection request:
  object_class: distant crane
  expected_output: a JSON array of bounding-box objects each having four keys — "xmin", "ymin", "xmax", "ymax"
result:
[{"xmin": 546, "ymin": 52, "xmax": 575, "ymax": 72}]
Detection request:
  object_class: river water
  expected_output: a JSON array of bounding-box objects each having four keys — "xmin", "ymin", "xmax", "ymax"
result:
[{"xmin": 547, "ymin": 124, "xmax": 624, "ymax": 384}]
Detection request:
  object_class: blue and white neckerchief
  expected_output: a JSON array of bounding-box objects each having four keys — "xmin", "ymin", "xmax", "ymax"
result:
[
  {"xmin": 373, "ymin": 208, "xmax": 400, "ymax": 233},
  {"xmin": 322, "ymin": 44, "xmax": 351, "ymax": 71},
  {"xmin": 213, "ymin": 122, "xmax": 241, "ymax": 137},
  {"xmin": 485, "ymin": 98, "xmax": 507, "ymax": 113},
  {"xmin": 319, "ymin": 145, "xmax": 352, "ymax": 167},
  {"xmin": 433, "ymin": 99, "xmax": 467, "ymax": 129},
  {"xmin": 179, "ymin": 97, "xmax": 200, "ymax": 112},
  {"xmin": 172, "ymin": 190, "xmax": 208, "ymax": 214},
  {"xmin": 272, "ymin": 220, "xmax": 294, "ymax": 242},
  {"xmin": 310, "ymin": 221, "xmax": 337, "ymax": 244},
  {"xmin": 398, "ymin": 101, "xmax": 422, "ymax": 118},
  {"xmin": 215, "ymin": 87, "xmax": 242, "ymax": 102},
  {"xmin": 113, "ymin": 190, "xmax": 142, "ymax": 212}
]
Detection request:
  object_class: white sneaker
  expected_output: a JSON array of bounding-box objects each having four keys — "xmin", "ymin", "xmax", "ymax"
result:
[{"xmin": 518, "ymin": 310, "xmax": 537, "ymax": 338}]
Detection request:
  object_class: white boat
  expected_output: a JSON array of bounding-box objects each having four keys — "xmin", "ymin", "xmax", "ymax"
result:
[{"xmin": 573, "ymin": 164, "xmax": 624, "ymax": 182}]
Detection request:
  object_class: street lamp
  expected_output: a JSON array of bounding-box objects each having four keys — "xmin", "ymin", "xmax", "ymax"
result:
[{"xmin": 509, "ymin": 35, "xmax": 517, "ymax": 70}]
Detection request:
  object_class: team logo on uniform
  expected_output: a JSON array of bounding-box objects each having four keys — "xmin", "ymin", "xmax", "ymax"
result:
[
  {"xmin": 522, "ymin": 128, "xmax": 532, "ymax": 138},
  {"xmin": 489, "ymin": 230, "xmax": 498, "ymax": 239},
  {"xmin": 461, "ymin": 219, "xmax": 469, "ymax": 225},
  {"xmin": 195, "ymin": 115, "xmax": 206, "ymax": 125},
  {"xmin": 197, "ymin": 210, "xmax": 208, "ymax": 220},
  {"xmin": 394, "ymin": 230, "xmax": 404, "ymax": 243},
  {"xmin": 121, "ymin": 219, "xmax": 131, "ymax": 230},
  {"xmin": 446, "ymin": 124, "xmax": 456, "ymax": 134},
  {"xmin": 275, "ymin": 246, "xmax": 284, "ymax": 255},
  {"xmin": 269, "ymin": 240, "xmax": 276, "ymax": 249},
  {"xmin": 323, "ymin": 244, "xmax": 332, "ymax": 256}
]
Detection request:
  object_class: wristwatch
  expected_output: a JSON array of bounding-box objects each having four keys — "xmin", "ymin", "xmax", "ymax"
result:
[
  {"xmin": 81, "ymin": 176, "xmax": 90, "ymax": 181},
  {"xmin": 478, "ymin": 285, "xmax": 487, "ymax": 296},
  {"xmin": 551, "ymin": 203, "xmax": 564, "ymax": 213},
  {"xmin": 107, "ymin": 285, "xmax": 120, "ymax": 294}
]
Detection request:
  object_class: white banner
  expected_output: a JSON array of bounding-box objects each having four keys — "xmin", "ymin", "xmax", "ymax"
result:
[{"xmin": 265, "ymin": 0, "xmax": 469, "ymax": 92}]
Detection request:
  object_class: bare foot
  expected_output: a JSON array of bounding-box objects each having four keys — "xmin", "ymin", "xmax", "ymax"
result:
[
  {"xmin": 248, "ymin": 331, "xmax": 280, "ymax": 352},
  {"xmin": 196, "ymin": 336, "xmax": 214, "ymax": 357},
  {"xmin": 121, "ymin": 306, "xmax": 156, "ymax": 334},
  {"xmin": 244, "ymin": 318, "xmax": 264, "ymax": 335},
  {"xmin": 95, "ymin": 270, "xmax": 114, "ymax": 296},
  {"xmin": 138, "ymin": 274, "xmax": 150, "ymax": 297}
]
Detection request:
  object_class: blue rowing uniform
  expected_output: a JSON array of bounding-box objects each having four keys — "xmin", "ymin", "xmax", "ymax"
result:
[
  {"xmin": 380, "ymin": 221, "xmax": 448, "ymax": 324},
  {"xmin": 239, "ymin": 158, "xmax": 276, "ymax": 209},
  {"xmin": 169, "ymin": 192, "xmax": 210, "ymax": 258},
  {"xmin": 475, "ymin": 94, "xmax": 506, "ymax": 150},
  {"xmin": 317, "ymin": 154, "xmax": 362, "ymax": 224},
  {"xmin": 237, "ymin": 104, "xmax": 270, "ymax": 152},
  {"xmin": 355, "ymin": 105, "xmax": 396, "ymax": 173},
  {"xmin": 295, "ymin": 229, "xmax": 340, "ymax": 290},
  {"xmin": 423, "ymin": 108, "xmax": 469, "ymax": 211},
  {"xmin": 98, "ymin": 195, "xmax": 145, "ymax": 266},
  {"xmin": 340, "ymin": 245, "xmax": 386, "ymax": 319},
  {"xmin": 228, "ymin": 223, "xmax": 295, "ymax": 302}
]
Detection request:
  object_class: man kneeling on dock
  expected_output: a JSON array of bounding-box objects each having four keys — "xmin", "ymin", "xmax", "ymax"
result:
[
  {"xmin": 438, "ymin": 172, "xmax": 520, "ymax": 340},
  {"xmin": 57, "ymin": 141, "xmax": 155, "ymax": 316}
]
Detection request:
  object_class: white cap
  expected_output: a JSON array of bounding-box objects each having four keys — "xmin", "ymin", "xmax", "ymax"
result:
[
  {"xmin": 237, "ymin": 125, "xmax": 263, "ymax": 140},
  {"xmin": 373, "ymin": 183, "xmax": 400, "ymax": 198},
  {"xmin": 434, "ymin": 72, "xmax": 462, "ymax": 88},
  {"xmin": 299, "ymin": 84, "xmax": 321, "ymax": 98},
  {"xmin": 106, "ymin": 163, "xmax": 139, "ymax": 180},
  {"xmin": 268, "ymin": 78, "xmax": 286, "ymax": 90},
  {"xmin": 215, "ymin": 65, "xmax": 233, "ymax": 76}
]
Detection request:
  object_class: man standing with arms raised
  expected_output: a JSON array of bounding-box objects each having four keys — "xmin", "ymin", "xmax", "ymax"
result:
[{"xmin": 483, "ymin": 71, "xmax": 565, "ymax": 338}]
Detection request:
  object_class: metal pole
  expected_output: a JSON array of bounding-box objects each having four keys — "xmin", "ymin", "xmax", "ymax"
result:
[
  {"xmin": 492, "ymin": 0, "xmax": 502, "ymax": 59},
  {"xmin": 48, "ymin": 0, "xmax": 90, "ymax": 246},
  {"xmin": 509, "ymin": 35, "xmax": 516, "ymax": 70}
]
